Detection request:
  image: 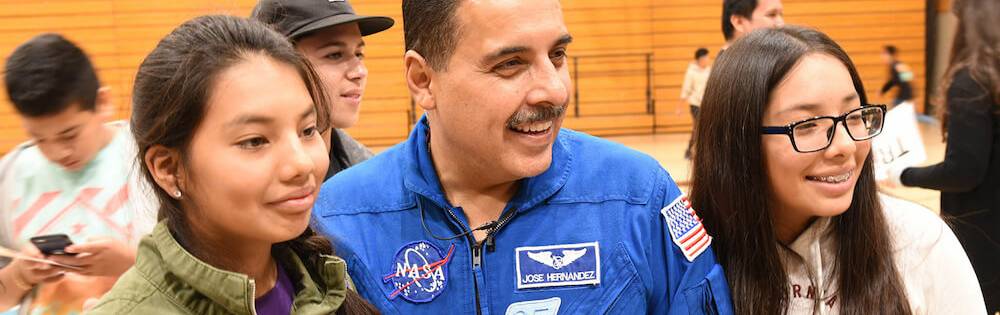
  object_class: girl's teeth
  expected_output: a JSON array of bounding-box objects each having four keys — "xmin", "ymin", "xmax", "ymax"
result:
[{"xmin": 808, "ymin": 173, "xmax": 851, "ymax": 183}]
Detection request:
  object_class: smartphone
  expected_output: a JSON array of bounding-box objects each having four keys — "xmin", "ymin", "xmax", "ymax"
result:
[{"xmin": 30, "ymin": 234, "xmax": 76, "ymax": 256}]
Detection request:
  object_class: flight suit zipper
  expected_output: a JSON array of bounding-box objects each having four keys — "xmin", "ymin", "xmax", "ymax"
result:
[
  {"xmin": 442, "ymin": 206, "xmax": 519, "ymax": 315},
  {"xmin": 444, "ymin": 207, "xmax": 485, "ymax": 315}
]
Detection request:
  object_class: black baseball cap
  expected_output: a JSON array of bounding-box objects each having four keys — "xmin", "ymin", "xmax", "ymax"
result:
[{"xmin": 251, "ymin": 0, "xmax": 394, "ymax": 39}]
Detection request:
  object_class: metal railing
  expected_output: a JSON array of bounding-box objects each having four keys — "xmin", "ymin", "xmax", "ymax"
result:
[{"xmin": 569, "ymin": 52, "xmax": 654, "ymax": 117}]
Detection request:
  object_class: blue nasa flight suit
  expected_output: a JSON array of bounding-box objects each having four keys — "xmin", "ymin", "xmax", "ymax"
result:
[{"xmin": 313, "ymin": 117, "xmax": 733, "ymax": 314}]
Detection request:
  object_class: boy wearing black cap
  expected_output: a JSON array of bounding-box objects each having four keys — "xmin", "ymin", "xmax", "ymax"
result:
[{"xmin": 252, "ymin": 0, "xmax": 394, "ymax": 178}]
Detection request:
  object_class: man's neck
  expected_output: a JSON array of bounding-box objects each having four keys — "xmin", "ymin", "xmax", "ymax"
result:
[{"xmin": 428, "ymin": 134, "xmax": 518, "ymax": 241}]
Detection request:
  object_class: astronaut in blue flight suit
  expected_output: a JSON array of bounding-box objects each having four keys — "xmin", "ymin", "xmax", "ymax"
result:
[{"xmin": 311, "ymin": 0, "xmax": 734, "ymax": 314}]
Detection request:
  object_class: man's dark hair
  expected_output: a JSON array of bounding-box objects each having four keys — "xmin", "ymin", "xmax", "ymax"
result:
[
  {"xmin": 722, "ymin": 0, "xmax": 758, "ymax": 41},
  {"xmin": 4, "ymin": 33, "xmax": 99, "ymax": 117},
  {"xmin": 695, "ymin": 48, "xmax": 710, "ymax": 59},
  {"xmin": 402, "ymin": 0, "xmax": 463, "ymax": 71},
  {"xmin": 884, "ymin": 45, "xmax": 898, "ymax": 56}
]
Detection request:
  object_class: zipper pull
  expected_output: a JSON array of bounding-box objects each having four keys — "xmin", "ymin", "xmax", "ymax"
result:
[{"xmin": 472, "ymin": 245, "xmax": 482, "ymax": 268}]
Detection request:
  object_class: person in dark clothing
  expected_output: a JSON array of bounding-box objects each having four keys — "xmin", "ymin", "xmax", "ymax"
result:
[
  {"xmin": 880, "ymin": 45, "xmax": 915, "ymax": 106},
  {"xmin": 886, "ymin": 0, "xmax": 1000, "ymax": 311}
]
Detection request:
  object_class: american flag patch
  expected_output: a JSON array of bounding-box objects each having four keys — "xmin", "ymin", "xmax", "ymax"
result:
[{"xmin": 661, "ymin": 194, "xmax": 711, "ymax": 262}]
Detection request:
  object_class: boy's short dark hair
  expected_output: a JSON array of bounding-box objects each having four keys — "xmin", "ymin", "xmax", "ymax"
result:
[
  {"xmin": 695, "ymin": 48, "xmax": 710, "ymax": 59},
  {"xmin": 884, "ymin": 45, "xmax": 898, "ymax": 56},
  {"xmin": 4, "ymin": 33, "xmax": 99, "ymax": 117},
  {"xmin": 722, "ymin": 0, "xmax": 758, "ymax": 41}
]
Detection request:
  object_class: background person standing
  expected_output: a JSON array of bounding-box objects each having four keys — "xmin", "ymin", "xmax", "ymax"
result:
[
  {"xmin": 682, "ymin": 47, "xmax": 711, "ymax": 159},
  {"xmin": 886, "ymin": 0, "xmax": 1000, "ymax": 311}
]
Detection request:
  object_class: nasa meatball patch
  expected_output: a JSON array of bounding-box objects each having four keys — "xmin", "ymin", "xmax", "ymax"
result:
[
  {"xmin": 515, "ymin": 242, "xmax": 600, "ymax": 289},
  {"xmin": 383, "ymin": 240, "xmax": 455, "ymax": 303}
]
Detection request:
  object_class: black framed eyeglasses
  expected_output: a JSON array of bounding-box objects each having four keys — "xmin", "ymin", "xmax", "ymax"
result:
[{"xmin": 761, "ymin": 104, "xmax": 887, "ymax": 153}]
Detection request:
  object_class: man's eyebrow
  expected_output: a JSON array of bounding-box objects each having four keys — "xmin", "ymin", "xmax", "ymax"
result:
[
  {"xmin": 479, "ymin": 34, "xmax": 574, "ymax": 66},
  {"xmin": 481, "ymin": 46, "xmax": 529, "ymax": 65},
  {"xmin": 554, "ymin": 34, "xmax": 573, "ymax": 47}
]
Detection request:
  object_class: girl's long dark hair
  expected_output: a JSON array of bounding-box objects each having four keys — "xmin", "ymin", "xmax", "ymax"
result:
[
  {"xmin": 131, "ymin": 15, "xmax": 376, "ymax": 315},
  {"xmin": 939, "ymin": 0, "xmax": 1000, "ymax": 135},
  {"xmin": 691, "ymin": 26, "xmax": 911, "ymax": 314}
]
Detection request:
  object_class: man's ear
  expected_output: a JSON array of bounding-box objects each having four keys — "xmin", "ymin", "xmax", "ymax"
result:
[
  {"xmin": 95, "ymin": 86, "xmax": 114, "ymax": 120},
  {"xmin": 730, "ymin": 14, "xmax": 751, "ymax": 39},
  {"xmin": 145, "ymin": 145, "xmax": 185, "ymax": 199},
  {"xmin": 404, "ymin": 50, "xmax": 437, "ymax": 111}
]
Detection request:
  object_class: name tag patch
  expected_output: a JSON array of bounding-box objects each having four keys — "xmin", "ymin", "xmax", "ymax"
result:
[
  {"xmin": 515, "ymin": 242, "xmax": 600, "ymax": 289},
  {"xmin": 383, "ymin": 240, "xmax": 455, "ymax": 303},
  {"xmin": 505, "ymin": 297, "xmax": 562, "ymax": 315}
]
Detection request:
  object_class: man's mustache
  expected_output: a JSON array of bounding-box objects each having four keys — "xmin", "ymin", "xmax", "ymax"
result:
[{"xmin": 505, "ymin": 104, "xmax": 567, "ymax": 128}]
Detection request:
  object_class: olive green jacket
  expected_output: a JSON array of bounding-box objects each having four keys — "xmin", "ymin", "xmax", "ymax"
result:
[{"xmin": 86, "ymin": 221, "xmax": 352, "ymax": 315}]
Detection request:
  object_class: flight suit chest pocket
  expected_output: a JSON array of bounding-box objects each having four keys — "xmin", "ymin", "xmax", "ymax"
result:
[{"xmin": 556, "ymin": 243, "xmax": 645, "ymax": 314}]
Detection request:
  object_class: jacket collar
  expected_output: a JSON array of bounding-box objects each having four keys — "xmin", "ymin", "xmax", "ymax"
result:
[
  {"xmin": 139, "ymin": 221, "xmax": 350, "ymax": 314},
  {"xmin": 401, "ymin": 115, "xmax": 572, "ymax": 213}
]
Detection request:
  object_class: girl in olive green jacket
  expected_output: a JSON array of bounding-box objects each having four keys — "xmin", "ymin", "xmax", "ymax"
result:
[{"xmin": 86, "ymin": 15, "xmax": 376, "ymax": 315}]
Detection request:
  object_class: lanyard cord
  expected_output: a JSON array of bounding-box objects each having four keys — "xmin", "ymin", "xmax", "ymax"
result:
[{"xmin": 417, "ymin": 196, "xmax": 517, "ymax": 247}]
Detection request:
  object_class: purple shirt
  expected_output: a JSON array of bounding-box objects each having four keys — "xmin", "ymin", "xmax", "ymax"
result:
[{"xmin": 254, "ymin": 263, "xmax": 294, "ymax": 315}]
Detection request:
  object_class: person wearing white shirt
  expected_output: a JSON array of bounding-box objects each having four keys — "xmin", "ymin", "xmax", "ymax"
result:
[{"xmin": 681, "ymin": 48, "xmax": 711, "ymax": 159}]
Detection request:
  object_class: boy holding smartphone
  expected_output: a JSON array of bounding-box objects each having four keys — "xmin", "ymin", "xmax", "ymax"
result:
[{"xmin": 0, "ymin": 34, "xmax": 155, "ymax": 315}]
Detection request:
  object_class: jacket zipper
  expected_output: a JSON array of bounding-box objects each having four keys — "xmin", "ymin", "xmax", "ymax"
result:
[
  {"xmin": 249, "ymin": 278, "xmax": 258, "ymax": 315},
  {"xmin": 471, "ymin": 208, "xmax": 519, "ymax": 314},
  {"xmin": 443, "ymin": 207, "xmax": 484, "ymax": 315},
  {"xmin": 472, "ymin": 238, "xmax": 483, "ymax": 269},
  {"xmin": 444, "ymin": 206, "xmax": 519, "ymax": 315},
  {"xmin": 469, "ymin": 234, "xmax": 484, "ymax": 315}
]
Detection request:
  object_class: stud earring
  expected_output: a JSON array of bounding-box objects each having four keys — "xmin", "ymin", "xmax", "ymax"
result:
[{"xmin": 173, "ymin": 190, "xmax": 182, "ymax": 199}]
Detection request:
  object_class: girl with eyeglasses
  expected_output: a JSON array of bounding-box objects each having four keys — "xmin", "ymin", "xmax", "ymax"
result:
[{"xmin": 690, "ymin": 25, "xmax": 985, "ymax": 314}]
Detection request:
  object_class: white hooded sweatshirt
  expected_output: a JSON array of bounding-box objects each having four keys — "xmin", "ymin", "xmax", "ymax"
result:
[{"xmin": 779, "ymin": 195, "xmax": 987, "ymax": 314}]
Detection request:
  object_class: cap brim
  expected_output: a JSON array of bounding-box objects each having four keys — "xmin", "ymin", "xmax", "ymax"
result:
[{"xmin": 289, "ymin": 14, "xmax": 395, "ymax": 39}]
